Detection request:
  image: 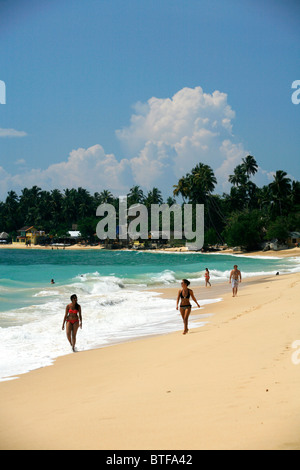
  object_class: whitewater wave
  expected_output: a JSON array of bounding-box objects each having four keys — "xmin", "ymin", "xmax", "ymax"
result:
[
  {"xmin": 210, "ymin": 252, "xmax": 282, "ymax": 260},
  {"xmin": 0, "ymin": 274, "xmax": 219, "ymax": 382},
  {"xmin": 1, "ymin": 251, "xmax": 299, "ymax": 382}
]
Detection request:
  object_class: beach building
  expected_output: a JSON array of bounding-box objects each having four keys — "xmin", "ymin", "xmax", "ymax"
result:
[
  {"xmin": 0, "ymin": 232, "xmax": 9, "ymax": 244},
  {"xmin": 68, "ymin": 230, "xmax": 81, "ymax": 239},
  {"xmin": 287, "ymin": 231, "xmax": 300, "ymax": 247},
  {"xmin": 17, "ymin": 226, "xmax": 45, "ymax": 245},
  {"xmin": 50, "ymin": 230, "xmax": 82, "ymax": 247}
]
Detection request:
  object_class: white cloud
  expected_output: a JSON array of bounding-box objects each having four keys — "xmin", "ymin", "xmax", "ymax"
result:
[
  {"xmin": 14, "ymin": 158, "xmax": 26, "ymax": 165},
  {"xmin": 0, "ymin": 86, "xmax": 277, "ymax": 200},
  {"xmin": 0, "ymin": 128, "xmax": 27, "ymax": 138},
  {"xmin": 130, "ymin": 141, "xmax": 174, "ymax": 188},
  {"xmin": 0, "ymin": 145, "xmax": 133, "ymax": 200},
  {"xmin": 37, "ymin": 145, "xmax": 132, "ymax": 191},
  {"xmin": 117, "ymin": 86, "xmax": 247, "ymax": 191}
]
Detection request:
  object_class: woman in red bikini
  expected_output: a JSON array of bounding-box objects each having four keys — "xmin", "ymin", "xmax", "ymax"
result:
[
  {"xmin": 205, "ymin": 268, "xmax": 211, "ymax": 287},
  {"xmin": 62, "ymin": 294, "xmax": 82, "ymax": 351}
]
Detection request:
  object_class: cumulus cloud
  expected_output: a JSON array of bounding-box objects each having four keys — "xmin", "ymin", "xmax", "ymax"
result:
[
  {"xmin": 38, "ymin": 145, "xmax": 132, "ymax": 191},
  {"xmin": 0, "ymin": 86, "xmax": 272, "ymax": 200},
  {"xmin": 0, "ymin": 145, "xmax": 133, "ymax": 200},
  {"xmin": 0, "ymin": 128, "xmax": 27, "ymax": 138},
  {"xmin": 116, "ymin": 86, "xmax": 248, "ymax": 191}
]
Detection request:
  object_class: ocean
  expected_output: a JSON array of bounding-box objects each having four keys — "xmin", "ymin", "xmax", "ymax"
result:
[{"xmin": 0, "ymin": 249, "xmax": 299, "ymax": 381}]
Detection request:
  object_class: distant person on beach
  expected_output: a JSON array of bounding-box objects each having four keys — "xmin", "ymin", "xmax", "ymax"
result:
[
  {"xmin": 229, "ymin": 265, "xmax": 242, "ymax": 297},
  {"xmin": 62, "ymin": 294, "xmax": 82, "ymax": 352},
  {"xmin": 205, "ymin": 268, "xmax": 211, "ymax": 287},
  {"xmin": 51, "ymin": 279, "xmax": 55, "ymax": 284},
  {"xmin": 176, "ymin": 279, "xmax": 201, "ymax": 335}
]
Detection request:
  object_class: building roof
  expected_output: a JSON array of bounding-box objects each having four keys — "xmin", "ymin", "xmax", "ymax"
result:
[
  {"xmin": 0, "ymin": 232, "xmax": 9, "ymax": 239},
  {"xmin": 18, "ymin": 226, "xmax": 35, "ymax": 232},
  {"xmin": 68, "ymin": 231, "xmax": 81, "ymax": 238}
]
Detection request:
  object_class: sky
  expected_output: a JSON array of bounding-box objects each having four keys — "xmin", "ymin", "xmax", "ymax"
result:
[{"xmin": 0, "ymin": 0, "xmax": 299, "ymax": 201}]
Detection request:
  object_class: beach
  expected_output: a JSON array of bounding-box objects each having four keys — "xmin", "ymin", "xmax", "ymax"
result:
[
  {"xmin": 0, "ymin": 269, "xmax": 300, "ymax": 450},
  {"xmin": 1, "ymin": 241, "xmax": 300, "ymax": 258}
]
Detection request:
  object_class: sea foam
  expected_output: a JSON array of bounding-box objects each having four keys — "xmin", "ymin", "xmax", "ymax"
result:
[{"xmin": 0, "ymin": 275, "xmax": 218, "ymax": 381}]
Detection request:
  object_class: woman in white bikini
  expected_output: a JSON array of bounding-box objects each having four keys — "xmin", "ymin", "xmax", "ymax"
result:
[{"xmin": 176, "ymin": 279, "xmax": 201, "ymax": 335}]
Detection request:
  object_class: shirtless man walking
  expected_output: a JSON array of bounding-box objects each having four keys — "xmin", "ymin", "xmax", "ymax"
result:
[{"xmin": 229, "ymin": 265, "xmax": 242, "ymax": 297}]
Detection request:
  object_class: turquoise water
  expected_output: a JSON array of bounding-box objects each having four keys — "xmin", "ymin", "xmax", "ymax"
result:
[
  {"xmin": 0, "ymin": 249, "xmax": 299, "ymax": 381},
  {"xmin": 0, "ymin": 249, "xmax": 298, "ymax": 311}
]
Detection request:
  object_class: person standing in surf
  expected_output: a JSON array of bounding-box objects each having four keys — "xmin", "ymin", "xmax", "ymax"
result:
[
  {"xmin": 176, "ymin": 279, "xmax": 201, "ymax": 335},
  {"xmin": 229, "ymin": 265, "xmax": 242, "ymax": 297},
  {"xmin": 204, "ymin": 268, "xmax": 211, "ymax": 287},
  {"xmin": 62, "ymin": 294, "xmax": 82, "ymax": 351}
]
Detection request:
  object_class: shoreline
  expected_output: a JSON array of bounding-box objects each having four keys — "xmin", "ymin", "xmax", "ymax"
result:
[
  {"xmin": 1, "ymin": 242, "xmax": 300, "ymax": 259},
  {"xmin": 1, "ymin": 272, "xmax": 300, "ymax": 449},
  {"xmin": 0, "ymin": 274, "xmax": 287, "ymax": 383},
  {"xmin": 0, "ymin": 274, "xmax": 291, "ymax": 384}
]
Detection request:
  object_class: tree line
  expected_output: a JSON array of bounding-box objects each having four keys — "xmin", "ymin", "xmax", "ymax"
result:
[{"xmin": 0, "ymin": 155, "xmax": 299, "ymax": 250}]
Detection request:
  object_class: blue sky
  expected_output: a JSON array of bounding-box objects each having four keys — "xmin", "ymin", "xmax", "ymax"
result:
[{"xmin": 0, "ymin": 0, "xmax": 299, "ymax": 200}]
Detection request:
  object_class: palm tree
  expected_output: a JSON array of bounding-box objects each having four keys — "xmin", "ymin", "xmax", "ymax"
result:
[
  {"xmin": 19, "ymin": 186, "xmax": 42, "ymax": 210},
  {"xmin": 62, "ymin": 188, "xmax": 78, "ymax": 225},
  {"xmin": 173, "ymin": 164, "xmax": 217, "ymax": 204},
  {"xmin": 290, "ymin": 180, "xmax": 300, "ymax": 206},
  {"xmin": 227, "ymin": 186, "xmax": 245, "ymax": 212},
  {"xmin": 18, "ymin": 186, "xmax": 42, "ymax": 227},
  {"xmin": 77, "ymin": 187, "xmax": 93, "ymax": 219},
  {"xmin": 228, "ymin": 164, "xmax": 248, "ymax": 187},
  {"xmin": 246, "ymin": 181, "xmax": 259, "ymax": 209},
  {"xmin": 269, "ymin": 170, "xmax": 292, "ymax": 216},
  {"xmin": 4, "ymin": 191, "xmax": 20, "ymax": 232},
  {"xmin": 173, "ymin": 176, "xmax": 190, "ymax": 203},
  {"xmin": 127, "ymin": 185, "xmax": 145, "ymax": 205},
  {"xmin": 50, "ymin": 189, "xmax": 64, "ymax": 225},
  {"xmin": 98, "ymin": 190, "xmax": 114, "ymax": 204},
  {"xmin": 35, "ymin": 190, "xmax": 53, "ymax": 227},
  {"xmin": 191, "ymin": 163, "xmax": 217, "ymax": 201},
  {"xmin": 256, "ymin": 185, "xmax": 271, "ymax": 212},
  {"xmin": 241, "ymin": 155, "xmax": 258, "ymax": 178},
  {"xmin": 144, "ymin": 187, "xmax": 163, "ymax": 207},
  {"xmin": 166, "ymin": 196, "xmax": 176, "ymax": 206}
]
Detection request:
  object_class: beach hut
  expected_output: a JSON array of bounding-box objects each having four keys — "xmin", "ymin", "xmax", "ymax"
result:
[
  {"xmin": 68, "ymin": 231, "xmax": 82, "ymax": 243},
  {"xmin": 17, "ymin": 226, "xmax": 45, "ymax": 245},
  {"xmin": 0, "ymin": 232, "xmax": 9, "ymax": 244},
  {"xmin": 287, "ymin": 231, "xmax": 300, "ymax": 247},
  {"xmin": 68, "ymin": 231, "xmax": 81, "ymax": 239},
  {"xmin": 17, "ymin": 226, "xmax": 34, "ymax": 244}
]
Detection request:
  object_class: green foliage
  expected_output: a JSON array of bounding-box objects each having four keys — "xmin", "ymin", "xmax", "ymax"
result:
[
  {"xmin": 265, "ymin": 217, "xmax": 289, "ymax": 243},
  {"xmin": 77, "ymin": 217, "xmax": 99, "ymax": 239},
  {"xmin": 0, "ymin": 154, "xmax": 299, "ymax": 250},
  {"xmin": 204, "ymin": 228, "xmax": 219, "ymax": 246},
  {"xmin": 222, "ymin": 210, "xmax": 265, "ymax": 250}
]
